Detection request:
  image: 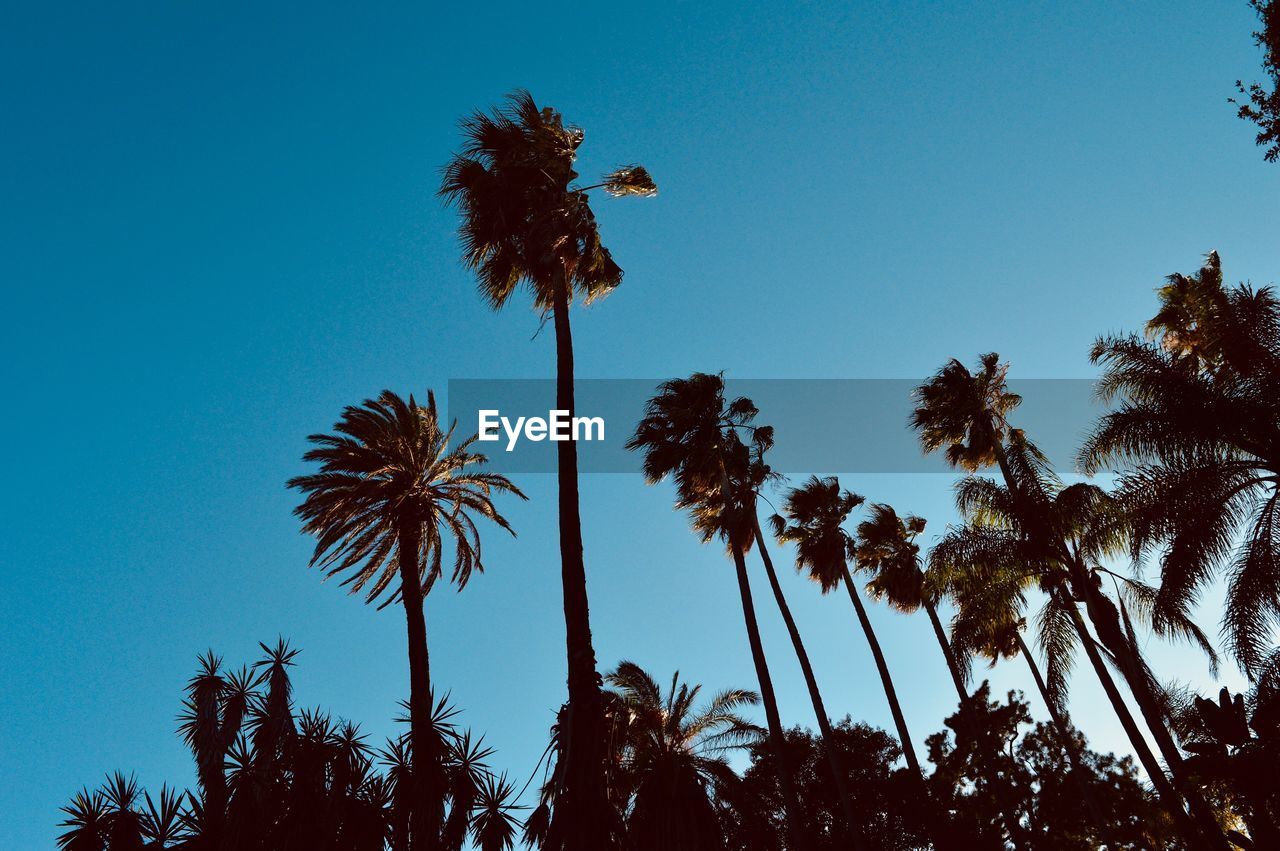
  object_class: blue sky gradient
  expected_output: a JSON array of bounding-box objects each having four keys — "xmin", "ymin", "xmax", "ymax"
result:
[{"xmin": 3, "ymin": 2, "xmax": 1279, "ymax": 847}]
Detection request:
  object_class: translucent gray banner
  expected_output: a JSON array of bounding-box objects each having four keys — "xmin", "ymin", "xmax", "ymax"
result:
[{"xmin": 446, "ymin": 379, "xmax": 1104, "ymax": 474}]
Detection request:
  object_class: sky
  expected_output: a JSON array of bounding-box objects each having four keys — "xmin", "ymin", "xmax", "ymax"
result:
[{"xmin": 2, "ymin": 1, "xmax": 1279, "ymax": 847}]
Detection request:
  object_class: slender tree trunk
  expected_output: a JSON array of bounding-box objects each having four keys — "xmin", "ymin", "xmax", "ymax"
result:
[
  {"xmin": 1013, "ymin": 630, "xmax": 1112, "ymax": 844},
  {"xmin": 1060, "ymin": 591, "xmax": 1206, "ymax": 849},
  {"xmin": 923, "ymin": 599, "xmax": 968, "ymax": 702},
  {"xmin": 839, "ymin": 566, "xmax": 963, "ymax": 850},
  {"xmin": 753, "ymin": 520, "xmax": 867, "ymax": 851},
  {"xmin": 1075, "ymin": 580, "xmax": 1229, "ymax": 851},
  {"xmin": 991, "ymin": 442, "xmax": 1212, "ymax": 848},
  {"xmin": 397, "ymin": 523, "xmax": 440, "ymax": 851},
  {"xmin": 841, "ymin": 565, "xmax": 922, "ymax": 777},
  {"xmin": 729, "ymin": 540, "xmax": 806, "ymax": 851},
  {"xmin": 545, "ymin": 279, "xmax": 613, "ymax": 851}
]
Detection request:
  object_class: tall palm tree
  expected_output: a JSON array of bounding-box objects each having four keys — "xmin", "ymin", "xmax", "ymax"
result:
[
  {"xmin": 774, "ymin": 478, "xmax": 929, "ymax": 785},
  {"xmin": 929, "ymin": 477, "xmax": 1149, "ymax": 850},
  {"xmin": 913, "ymin": 353, "xmax": 1225, "ymax": 849},
  {"xmin": 605, "ymin": 661, "xmax": 761, "ymax": 851},
  {"xmin": 288, "ymin": 390, "xmax": 523, "ymax": 850},
  {"xmin": 1082, "ymin": 251, "xmax": 1280, "ymax": 679},
  {"xmin": 852, "ymin": 503, "xmax": 969, "ymax": 702},
  {"xmin": 754, "ymin": 509, "xmax": 868, "ymax": 850},
  {"xmin": 440, "ymin": 90, "xmax": 655, "ymax": 851},
  {"xmin": 627, "ymin": 372, "xmax": 806, "ymax": 850}
]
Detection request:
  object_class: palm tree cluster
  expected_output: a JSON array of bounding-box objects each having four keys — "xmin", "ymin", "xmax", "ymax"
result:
[
  {"xmin": 61, "ymin": 74, "xmax": 1280, "ymax": 850},
  {"xmin": 58, "ymin": 642, "xmax": 523, "ymax": 851}
]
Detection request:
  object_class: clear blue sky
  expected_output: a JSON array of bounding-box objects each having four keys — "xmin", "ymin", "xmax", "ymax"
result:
[{"xmin": 2, "ymin": 1, "xmax": 1278, "ymax": 847}]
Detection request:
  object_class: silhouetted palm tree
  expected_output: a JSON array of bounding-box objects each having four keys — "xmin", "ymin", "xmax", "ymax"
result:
[
  {"xmin": 627, "ymin": 372, "xmax": 805, "ymax": 850},
  {"xmin": 853, "ymin": 504, "xmax": 969, "ymax": 702},
  {"xmin": 754, "ymin": 509, "xmax": 869, "ymax": 851},
  {"xmin": 1082, "ymin": 251, "xmax": 1280, "ymax": 679},
  {"xmin": 606, "ymin": 661, "xmax": 760, "ymax": 850},
  {"xmin": 912, "ymin": 353, "xmax": 1230, "ymax": 849},
  {"xmin": 440, "ymin": 90, "xmax": 654, "ymax": 851},
  {"xmin": 774, "ymin": 479, "xmax": 927, "ymax": 780},
  {"xmin": 289, "ymin": 390, "xmax": 523, "ymax": 850},
  {"xmin": 928, "ymin": 473, "xmax": 1154, "ymax": 850}
]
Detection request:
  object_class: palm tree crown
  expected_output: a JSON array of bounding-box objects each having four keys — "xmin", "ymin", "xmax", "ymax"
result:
[
  {"xmin": 910, "ymin": 352, "xmax": 1023, "ymax": 473},
  {"xmin": 1083, "ymin": 251, "xmax": 1280, "ymax": 676},
  {"xmin": 855, "ymin": 504, "xmax": 932, "ymax": 612},
  {"xmin": 773, "ymin": 475, "xmax": 864, "ymax": 592},
  {"xmin": 628, "ymin": 372, "xmax": 773, "ymax": 546},
  {"xmin": 288, "ymin": 390, "xmax": 524, "ymax": 604},
  {"xmin": 439, "ymin": 89, "xmax": 655, "ymax": 313}
]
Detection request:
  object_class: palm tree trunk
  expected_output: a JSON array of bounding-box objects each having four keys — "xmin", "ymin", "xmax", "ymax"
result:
[
  {"xmin": 1013, "ymin": 630, "xmax": 1112, "ymax": 843},
  {"xmin": 991, "ymin": 443, "xmax": 1214, "ymax": 848},
  {"xmin": 1075, "ymin": 581, "xmax": 1229, "ymax": 851},
  {"xmin": 841, "ymin": 565, "xmax": 922, "ymax": 777},
  {"xmin": 753, "ymin": 520, "xmax": 867, "ymax": 851},
  {"xmin": 923, "ymin": 599, "xmax": 968, "ymax": 702},
  {"xmin": 547, "ymin": 278, "xmax": 612, "ymax": 851},
  {"xmin": 1060, "ymin": 591, "xmax": 1206, "ymax": 848},
  {"xmin": 397, "ymin": 523, "xmax": 441, "ymax": 851},
  {"xmin": 729, "ymin": 540, "xmax": 806, "ymax": 851},
  {"xmin": 839, "ymin": 566, "xmax": 966, "ymax": 850}
]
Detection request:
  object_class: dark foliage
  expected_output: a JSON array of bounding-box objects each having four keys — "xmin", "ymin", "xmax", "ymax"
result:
[
  {"xmin": 58, "ymin": 644, "xmax": 520, "ymax": 851},
  {"xmin": 1234, "ymin": 1, "xmax": 1280, "ymax": 161}
]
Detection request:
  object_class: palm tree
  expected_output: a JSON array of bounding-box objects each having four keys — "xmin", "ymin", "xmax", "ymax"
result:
[
  {"xmin": 1082, "ymin": 251, "xmax": 1280, "ymax": 679},
  {"xmin": 288, "ymin": 390, "xmax": 523, "ymax": 850},
  {"xmin": 774, "ymin": 479, "xmax": 927, "ymax": 782},
  {"xmin": 929, "ymin": 480, "xmax": 1141, "ymax": 850},
  {"xmin": 918, "ymin": 383, "xmax": 1223, "ymax": 849},
  {"xmin": 627, "ymin": 372, "xmax": 806, "ymax": 850},
  {"xmin": 440, "ymin": 90, "xmax": 654, "ymax": 851},
  {"xmin": 605, "ymin": 661, "xmax": 760, "ymax": 851},
  {"xmin": 747, "ymin": 507, "xmax": 868, "ymax": 850},
  {"xmin": 853, "ymin": 503, "xmax": 969, "ymax": 702}
]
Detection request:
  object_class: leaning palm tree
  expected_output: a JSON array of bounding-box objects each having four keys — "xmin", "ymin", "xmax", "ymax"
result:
[
  {"xmin": 1082, "ymin": 251, "xmax": 1280, "ymax": 680},
  {"xmin": 916, "ymin": 353, "xmax": 1223, "ymax": 851},
  {"xmin": 853, "ymin": 504, "xmax": 969, "ymax": 701},
  {"xmin": 775, "ymin": 479, "xmax": 925, "ymax": 777},
  {"xmin": 931, "ymin": 473, "xmax": 1152, "ymax": 844},
  {"xmin": 288, "ymin": 390, "xmax": 523, "ymax": 850},
  {"xmin": 627, "ymin": 372, "xmax": 805, "ymax": 850},
  {"xmin": 606, "ymin": 661, "xmax": 760, "ymax": 851},
  {"xmin": 440, "ymin": 90, "xmax": 655, "ymax": 851},
  {"xmin": 750, "ymin": 486, "xmax": 866, "ymax": 850}
]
